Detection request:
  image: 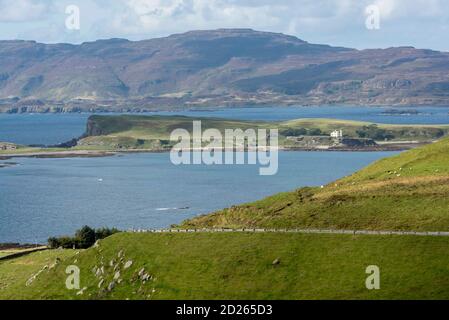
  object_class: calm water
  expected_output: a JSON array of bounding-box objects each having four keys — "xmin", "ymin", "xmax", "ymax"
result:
[
  {"xmin": 0, "ymin": 151, "xmax": 396, "ymax": 243},
  {"xmin": 0, "ymin": 105, "xmax": 440, "ymax": 243},
  {"xmin": 1, "ymin": 106, "xmax": 449, "ymax": 145}
]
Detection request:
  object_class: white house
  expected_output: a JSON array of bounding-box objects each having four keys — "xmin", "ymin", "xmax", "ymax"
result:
[
  {"xmin": 0, "ymin": 143, "xmax": 17, "ymax": 151},
  {"xmin": 330, "ymin": 129, "xmax": 343, "ymax": 139}
]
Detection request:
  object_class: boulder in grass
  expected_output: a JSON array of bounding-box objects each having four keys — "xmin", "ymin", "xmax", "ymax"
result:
[
  {"xmin": 107, "ymin": 281, "xmax": 115, "ymax": 291},
  {"xmin": 76, "ymin": 287, "xmax": 87, "ymax": 295}
]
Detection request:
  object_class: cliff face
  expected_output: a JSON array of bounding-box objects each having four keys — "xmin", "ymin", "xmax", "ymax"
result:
[
  {"xmin": 85, "ymin": 117, "xmax": 105, "ymax": 137},
  {"xmin": 1, "ymin": 29, "xmax": 449, "ymax": 111}
]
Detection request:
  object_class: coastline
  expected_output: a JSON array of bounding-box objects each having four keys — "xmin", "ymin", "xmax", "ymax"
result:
[
  {"xmin": 0, "ymin": 150, "xmax": 116, "ymax": 160},
  {"xmin": 2, "ymin": 102, "xmax": 449, "ymax": 115},
  {"xmin": 0, "ymin": 142, "xmax": 420, "ymax": 160}
]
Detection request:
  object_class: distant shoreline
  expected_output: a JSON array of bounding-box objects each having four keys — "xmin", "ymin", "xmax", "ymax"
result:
[
  {"xmin": 0, "ymin": 143, "xmax": 417, "ymax": 160},
  {"xmin": 2, "ymin": 104, "xmax": 449, "ymax": 115}
]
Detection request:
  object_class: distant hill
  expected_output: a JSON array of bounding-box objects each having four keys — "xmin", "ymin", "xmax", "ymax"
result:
[{"xmin": 1, "ymin": 29, "xmax": 449, "ymax": 112}]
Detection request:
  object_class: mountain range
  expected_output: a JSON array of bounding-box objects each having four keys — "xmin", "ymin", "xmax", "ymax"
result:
[{"xmin": 1, "ymin": 28, "xmax": 449, "ymax": 112}]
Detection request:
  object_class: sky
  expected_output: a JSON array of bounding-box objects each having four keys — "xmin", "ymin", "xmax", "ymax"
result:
[{"xmin": 0, "ymin": 0, "xmax": 448, "ymax": 51}]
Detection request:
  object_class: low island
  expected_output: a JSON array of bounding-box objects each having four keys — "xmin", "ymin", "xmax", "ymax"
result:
[{"xmin": 1, "ymin": 115, "xmax": 449, "ymax": 161}]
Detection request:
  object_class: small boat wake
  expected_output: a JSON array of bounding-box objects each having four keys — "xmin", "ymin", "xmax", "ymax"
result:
[{"xmin": 156, "ymin": 207, "xmax": 190, "ymax": 211}]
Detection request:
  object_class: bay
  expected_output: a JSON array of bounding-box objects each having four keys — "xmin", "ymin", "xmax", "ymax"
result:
[
  {"xmin": 0, "ymin": 151, "xmax": 396, "ymax": 243},
  {"xmin": 1, "ymin": 105, "xmax": 449, "ymax": 146}
]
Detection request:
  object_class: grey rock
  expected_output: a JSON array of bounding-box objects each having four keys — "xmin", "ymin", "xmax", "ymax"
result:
[
  {"xmin": 107, "ymin": 281, "xmax": 115, "ymax": 291},
  {"xmin": 76, "ymin": 287, "xmax": 87, "ymax": 295}
]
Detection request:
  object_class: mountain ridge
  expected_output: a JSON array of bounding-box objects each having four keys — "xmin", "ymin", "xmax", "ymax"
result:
[{"xmin": 1, "ymin": 28, "xmax": 449, "ymax": 112}]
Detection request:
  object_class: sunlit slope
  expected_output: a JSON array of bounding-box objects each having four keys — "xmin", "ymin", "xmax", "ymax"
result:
[
  {"xmin": 339, "ymin": 137, "xmax": 449, "ymax": 182},
  {"xmin": 1, "ymin": 233, "xmax": 448, "ymax": 300},
  {"xmin": 181, "ymin": 138, "xmax": 449, "ymax": 231}
]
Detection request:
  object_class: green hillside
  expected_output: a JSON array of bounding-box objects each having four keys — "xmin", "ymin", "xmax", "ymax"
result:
[
  {"xmin": 1, "ymin": 233, "xmax": 448, "ymax": 300},
  {"xmin": 181, "ymin": 137, "xmax": 449, "ymax": 231},
  {"xmin": 1, "ymin": 137, "xmax": 449, "ymax": 300},
  {"xmin": 74, "ymin": 115, "xmax": 449, "ymax": 150}
]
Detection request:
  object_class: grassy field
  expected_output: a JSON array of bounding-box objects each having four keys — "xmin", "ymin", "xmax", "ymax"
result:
[
  {"xmin": 0, "ymin": 249, "xmax": 76, "ymax": 298},
  {"xmin": 1, "ymin": 117, "xmax": 449, "ymax": 300},
  {"xmin": 181, "ymin": 137, "xmax": 449, "ymax": 231},
  {"xmin": 0, "ymin": 143, "xmax": 67, "ymax": 155},
  {"xmin": 87, "ymin": 115, "xmax": 449, "ymax": 139},
  {"xmin": 1, "ymin": 232, "xmax": 448, "ymax": 300}
]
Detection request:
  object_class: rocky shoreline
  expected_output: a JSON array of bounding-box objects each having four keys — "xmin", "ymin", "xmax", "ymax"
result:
[
  {"xmin": 0, "ymin": 142, "xmax": 422, "ymax": 161},
  {"xmin": 2, "ymin": 101, "xmax": 449, "ymax": 114}
]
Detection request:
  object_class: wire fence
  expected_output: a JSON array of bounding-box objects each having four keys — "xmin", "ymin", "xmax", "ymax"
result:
[{"xmin": 129, "ymin": 228, "xmax": 449, "ymax": 237}]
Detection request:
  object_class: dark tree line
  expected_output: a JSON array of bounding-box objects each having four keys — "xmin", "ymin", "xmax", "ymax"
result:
[
  {"xmin": 281, "ymin": 128, "xmax": 323, "ymax": 137},
  {"xmin": 48, "ymin": 226, "xmax": 120, "ymax": 249}
]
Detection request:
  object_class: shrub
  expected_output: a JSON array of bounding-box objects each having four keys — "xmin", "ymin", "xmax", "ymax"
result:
[
  {"xmin": 95, "ymin": 227, "xmax": 120, "ymax": 240},
  {"xmin": 75, "ymin": 226, "xmax": 96, "ymax": 248},
  {"xmin": 281, "ymin": 128, "xmax": 322, "ymax": 137},
  {"xmin": 47, "ymin": 226, "xmax": 120, "ymax": 249},
  {"xmin": 356, "ymin": 125, "xmax": 395, "ymax": 141}
]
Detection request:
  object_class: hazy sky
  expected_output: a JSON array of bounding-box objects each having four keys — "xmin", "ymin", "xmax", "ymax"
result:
[{"xmin": 0, "ymin": 0, "xmax": 448, "ymax": 51}]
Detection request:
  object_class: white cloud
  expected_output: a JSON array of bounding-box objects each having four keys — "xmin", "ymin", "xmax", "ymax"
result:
[
  {"xmin": 0, "ymin": 0, "xmax": 449, "ymax": 51},
  {"xmin": 121, "ymin": 0, "xmax": 282, "ymax": 34},
  {"xmin": 0, "ymin": 0, "xmax": 49, "ymax": 22}
]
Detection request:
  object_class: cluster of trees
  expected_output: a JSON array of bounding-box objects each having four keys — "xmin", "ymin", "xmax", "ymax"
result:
[
  {"xmin": 281, "ymin": 128, "xmax": 323, "ymax": 137},
  {"xmin": 356, "ymin": 125, "xmax": 395, "ymax": 141},
  {"xmin": 48, "ymin": 226, "xmax": 120, "ymax": 249}
]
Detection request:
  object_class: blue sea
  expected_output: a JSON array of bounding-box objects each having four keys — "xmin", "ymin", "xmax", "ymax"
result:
[
  {"xmin": 1, "ymin": 105, "xmax": 448, "ymax": 243},
  {"xmin": 0, "ymin": 151, "xmax": 396, "ymax": 243},
  {"xmin": 1, "ymin": 106, "xmax": 448, "ymax": 146}
]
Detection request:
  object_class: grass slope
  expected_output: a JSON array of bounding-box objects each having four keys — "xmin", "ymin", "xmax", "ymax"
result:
[
  {"xmin": 2, "ymin": 139, "xmax": 449, "ymax": 300},
  {"xmin": 1, "ymin": 233, "xmax": 448, "ymax": 300},
  {"xmin": 181, "ymin": 137, "xmax": 449, "ymax": 231},
  {"xmin": 0, "ymin": 249, "xmax": 76, "ymax": 298}
]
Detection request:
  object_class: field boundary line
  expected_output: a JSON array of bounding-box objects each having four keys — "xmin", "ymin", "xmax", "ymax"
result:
[
  {"xmin": 0, "ymin": 247, "xmax": 48, "ymax": 262},
  {"xmin": 129, "ymin": 228, "xmax": 449, "ymax": 237}
]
